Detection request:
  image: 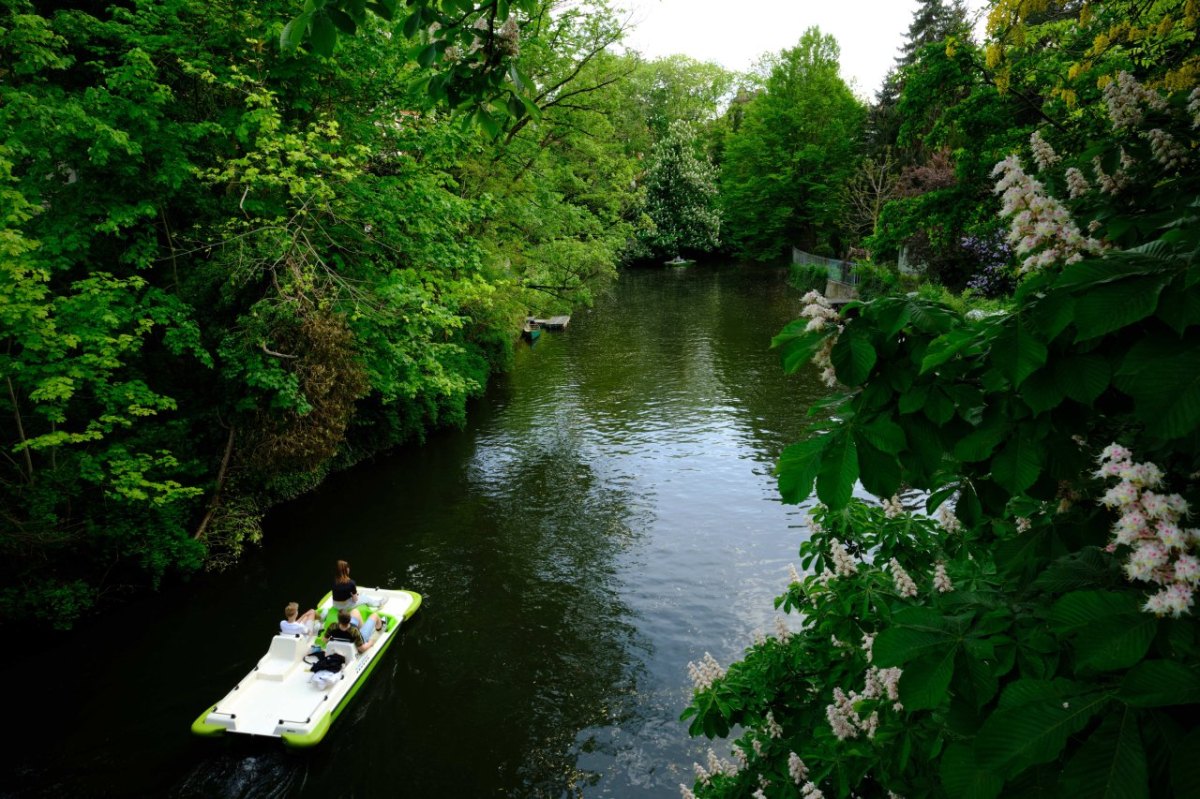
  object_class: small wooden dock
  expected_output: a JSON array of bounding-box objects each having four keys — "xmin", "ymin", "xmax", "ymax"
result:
[{"xmin": 528, "ymin": 315, "xmax": 570, "ymax": 330}]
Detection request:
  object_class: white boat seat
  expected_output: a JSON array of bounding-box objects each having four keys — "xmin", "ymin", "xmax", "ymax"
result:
[
  {"xmin": 324, "ymin": 639, "xmax": 357, "ymax": 666},
  {"xmin": 257, "ymin": 634, "xmax": 307, "ymax": 681}
]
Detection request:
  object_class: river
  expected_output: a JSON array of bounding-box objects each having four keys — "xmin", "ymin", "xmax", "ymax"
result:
[{"xmin": 8, "ymin": 263, "xmax": 828, "ymax": 798}]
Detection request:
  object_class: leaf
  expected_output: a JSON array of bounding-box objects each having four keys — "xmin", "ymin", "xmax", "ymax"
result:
[
  {"xmin": 1055, "ymin": 354, "xmax": 1111, "ymax": 405},
  {"xmin": 816, "ymin": 430, "xmax": 857, "ymax": 510},
  {"xmin": 898, "ymin": 382, "xmax": 931, "ymax": 414},
  {"xmin": 280, "ymin": 12, "xmax": 313, "ymax": 52},
  {"xmin": 975, "ymin": 692, "xmax": 1111, "ymax": 776},
  {"xmin": 772, "ymin": 322, "xmax": 825, "ymax": 375},
  {"xmin": 921, "ymin": 327, "xmax": 977, "ymax": 372},
  {"xmin": 940, "ymin": 744, "xmax": 1003, "ymax": 799},
  {"xmin": 873, "ymin": 608, "xmax": 957, "ymax": 666},
  {"xmin": 1055, "ymin": 257, "xmax": 1165, "ymax": 290},
  {"xmin": 901, "ymin": 415, "xmax": 944, "ymax": 478},
  {"xmin": 857, "ymin": 416, "xmax": 906, "ymax": 454},
  {"xmin": 417, "ymin": 42, "xmax": 439, "ymax": 67},
  {"xmin": 953, "ymin": 414, "xmax": 1007, "ymax": 462},
  {"xmin": 855, "ymin": 438, "xmax": 901, "ymax": 499},
  {"xmin": 1032, "ymin": 549, "xmax": 1121, "ymax": 593},
  {"xmin": 1119, "ymin": 333, "xmax": 1200, "ymax": 439},
  {"xmin": 871, "ymin": 298, "xmax": 914, "ymax": 337},
  {"xmin": 1050, "ymin": 591, "xmax": 1157, "ymax": 672},
  {"xmin": 997, "ymin": 678, "xmax": 1082, "ymax": 709},
  {"xmin": 991, "ymin": 436, "xmax": 1043, "ymax": 494},
  {"xmin": 1020, "ymin": 368, "xmax": 1064, "ymax": 413},
  {"xmin": 1074, "ymin": 614, "xmax": 1157, "ymax": 671},
  {"xmin": 990, "ymin": 315, "xmax": 1047, "ymax": 387},
  {"xmin": 1028, "ymin": 291, "xmax": 1075, "ymax": 340},
  {"xmin": 402, "ymin": 8, "xmax": 423, "ymax": 39},
  {"xmin": 1172, "ymin": 727, "xmax": 1200, "ymax": 799},
  {"xmin": 831, "ymin": 327, "xmax": 877, "ymax": 386},
  {"xmin": 923, "ymin": 386, "xmax": 955, "ymax": 424},
  {"xmin": 1049, "ymin": 591, "xmax": 1140, "ymax": 632},
  {"xmin": 1060, "ymin": 708, "xmax": 1149, "ymax": 799},
  {"xmin": 1156, "ymin": 282, "xmax": 1200, "ymax": 335},
  {"xmin": 1118, "ymin": 660, "xmax": 1200, "ymax": 707},
  {"xmin": 309, "ymin": 11, "xmax": 337, "ymax": 56},
  {"xmin": 325, "ymin": 6, "xmax": 357, "ymax": 33},
  {"xmin": 776, "ymin": 435, "xmax": 826, "ymax": 505},
  {"xmin": 1073, "ymin": 274, "xmax": 1170, "ymax": 341},
  {"xmin": 900, "ymin": 648, "xmax": 956, "ymax": 710},
  {"xmin": 366, "ymin": 0, "xmax": 394, "ymax": 20}
]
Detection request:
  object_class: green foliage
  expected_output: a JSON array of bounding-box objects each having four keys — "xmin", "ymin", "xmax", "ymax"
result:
[
  {"xmin": 0, "ymin": 0, "xmax": 641, "ymax": 625},
  {"xmin": 685, "ymin": 6, "xmax": 1200, "ymax": 797}
]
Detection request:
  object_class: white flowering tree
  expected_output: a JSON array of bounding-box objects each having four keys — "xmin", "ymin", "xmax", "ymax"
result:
[
  {"xmin": 640, "ymin": 119, "xmax": 721, "ymax": 259},
  {"xmin": 682, "ymin": 4, "xmax": 1200, "ymax": 797}
]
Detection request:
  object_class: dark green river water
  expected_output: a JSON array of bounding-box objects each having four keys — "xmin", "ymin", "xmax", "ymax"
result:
[{"xmin": 10, "ymin": 263, "xmax": 827, "ymax": 798}]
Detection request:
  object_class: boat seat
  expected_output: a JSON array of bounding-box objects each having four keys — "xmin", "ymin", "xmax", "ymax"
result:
[
  {"xmin": 325, "ymin": 639, "xmax": 358, "ymax": 666},
  {"xmin": 257, "ymin": 634, "xmax": 308, "ymax": 681}
]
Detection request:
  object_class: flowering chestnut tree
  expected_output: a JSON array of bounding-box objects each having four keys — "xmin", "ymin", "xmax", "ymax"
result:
[{"xmin": 682, "ymin": 13, "xmax": 1200, "ymax": 798}]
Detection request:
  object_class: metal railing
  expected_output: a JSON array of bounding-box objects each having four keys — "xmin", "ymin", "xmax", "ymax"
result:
[{"xmin": 791, "ymin": 248, "xmax": 859, "ymax": 285}]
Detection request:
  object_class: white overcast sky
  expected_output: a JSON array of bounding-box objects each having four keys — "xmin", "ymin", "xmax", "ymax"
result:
[{"xmin": 615, "ymin": 0, "xmax": 990, "ymax": 98}]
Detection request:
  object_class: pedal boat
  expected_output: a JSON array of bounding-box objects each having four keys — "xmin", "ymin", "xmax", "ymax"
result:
[{"xmin": 191, "ymin": 587, "xmax": 421, "ymax": 747}]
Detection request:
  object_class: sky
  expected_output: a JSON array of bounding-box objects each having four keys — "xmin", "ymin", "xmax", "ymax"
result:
[{"xmin": 614, "ymin": 0, "xmax": 990, "ymax": 99}]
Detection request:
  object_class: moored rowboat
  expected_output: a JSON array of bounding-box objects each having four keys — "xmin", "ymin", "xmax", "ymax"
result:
[{"xmin": 191, "ymin": 587, "xmax": 422, "ymax": 747}]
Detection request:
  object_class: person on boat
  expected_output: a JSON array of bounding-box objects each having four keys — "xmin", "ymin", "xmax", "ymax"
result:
[
  {"xmin": 325, "ymin": 609, "xmax": 386, "ymax": 654},
  {"xmin": 332, "ymin": 559, "xmax": 386, "ymax": 611},
  {"xmin": 280, "ymin": 602, "xmax": 318, "ymax": 636}
]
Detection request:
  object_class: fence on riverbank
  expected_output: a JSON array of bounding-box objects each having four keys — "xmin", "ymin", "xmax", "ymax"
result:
[{"xmin": 791, "ymin": 247, "xmax": 859, "ymax": 301}]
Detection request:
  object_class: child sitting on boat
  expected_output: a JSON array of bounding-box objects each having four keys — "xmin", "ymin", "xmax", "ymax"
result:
[
  {"xmin": 324, "ymin": 609, "xmax": 386, "ymax": 654},
  {"xmin": 280, "ymin": 602, "xmax": 318, "ymax": 635}
]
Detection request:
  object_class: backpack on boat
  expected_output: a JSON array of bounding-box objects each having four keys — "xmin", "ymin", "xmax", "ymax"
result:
[{"xmin": 306, "ymin": 652, "xmax": 346, "ymax": 673}]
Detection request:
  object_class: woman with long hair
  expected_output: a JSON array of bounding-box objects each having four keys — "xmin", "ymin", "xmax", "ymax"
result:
[{"xmin": 331, "ymin": 559, "xmax": 386, "ymax": 612}]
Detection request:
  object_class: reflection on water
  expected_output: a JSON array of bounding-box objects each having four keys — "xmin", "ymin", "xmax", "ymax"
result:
[{"xmin": 5, "ymin": 263, "xmax": 828, "ymax": 798}]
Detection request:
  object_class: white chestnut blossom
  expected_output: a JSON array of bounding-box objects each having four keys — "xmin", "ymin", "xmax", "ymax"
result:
[
  {"xmin": 788, "ymin": 563, "xmax": 803, "ymax": 585},
  {"xmin": 800, "ymin": 291, "xmax": 842, "ymax": 387},
  {"xmin": 1189, "ymin": 86, "xmax": 1200, "ymax": 128},
  {"xmin": 1030, "ymin": 130, "xmax": 1061, "ymax": 170},
  {"xmin": 882, "ymin": 494, "xmax": 904, "ymax": 518},
  {"xmin": 801, "ymin": 782, "xmax": 825, "ymax": 799},
  {"xmin": 938, "ymin": 506, "xmax": 962, "ymax": 533},
  {"xmin": 765, "ymin": 710, "xmax": 783, "ymax": 739},
  {"xmin": 993, "ymin": 155, "xmax": 1103, "ymax": 274},
  {"xmin": 679, "ymin": 785, "xmax": 697, "ymax": 799},
  {"xmin": 1144, "ymin": 128, "xmax": 1188, "ymax": 171},
  {"xmin": 890, "ymin": 558, "xmax": 918, "ymax": 598},
  {"xmin": 774, "ymin": 616, "xmax": 793, "ymax": 642},
  {"xmin": 829, "ymin": 538, "xmax": 858, "ymax": 577},
  {"xmin": 788, "ymin": 752, "xmax": 808, "ymax": 784},
  {"xmin": 1092, "ymin": 155, "xmax": 1130, "ymax": 196},
  {"xmin": 1103, "ymin": 71, "xmax": 1166, "ymax": 132},
  {"xmin": 1098, "ymin": 445, "xmax": 1199, "ymax": 617},
  {"xmin": 933, "ymin": 562, "xmax": 954, "ymax": 593},
  {"xmin": 861, "ymin": 631, "xmax": 876, "ymax": 662},
  {"xmin": 687, "ymin": 652, "xmax": 726, "ymax": 691},
  {"xmin": 1065, "ymin": 167, "xmax": 1091, "ymax": 198}
]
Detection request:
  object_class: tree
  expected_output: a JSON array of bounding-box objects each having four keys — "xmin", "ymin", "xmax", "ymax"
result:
[
  {"xmin": 720, "ymin": 28, "xmax": 865, "ymax": 260},
  {"xmin": 639, "ymin": 120, "xmax": 722, "ymax": 258}
]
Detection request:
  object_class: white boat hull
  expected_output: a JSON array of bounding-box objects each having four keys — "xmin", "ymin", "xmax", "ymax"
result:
[{"xmin": 192, "ymin": 587, "xmax": 421, "ymax": 746}]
